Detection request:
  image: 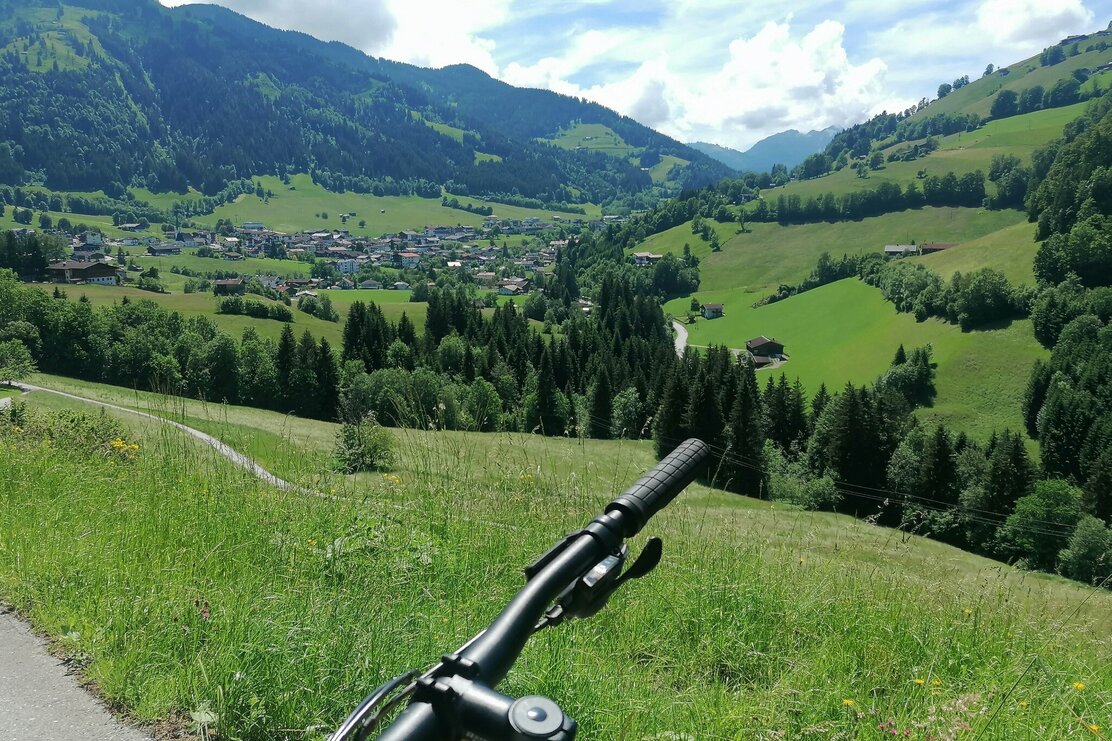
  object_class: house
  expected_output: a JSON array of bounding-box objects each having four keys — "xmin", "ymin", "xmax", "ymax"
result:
[
  {"xmin": 242, "ymin": 222, "xmax": 266, "ymax": 232},
  {"xmin": 746, "ymin": 336, "xmax": 785, "ymax": 358},
  {"xmin": 147, "ymin": 243, "xmax": 182, "ymax": 256},
  {"xmin": 702, "ymin": 303, "xmax": 725, "ymax": 320},
  {"xmin": 397, "ymin": 251, "xmax": 420, "ymax": 269},
  {"xmin": 392, "ymin": 281, "xmax": 411, "ymax": 291},
  {"xmin": 359, "ymin": 279, "xmax": 383, "ymax": 290},
  {"xmin": 749, "ymin": 354, "xmax": 775, "ymax": 369},
  {"xmin": 118, "ymin": 223, "xmax": 144, "ymax": 232},
  {"xmin": 919, "ymin": 243, "xmax": 958, "ymax": 254},
  {"xmin": 632, "ymin": 251, "xmax": 663, "ymax": 267},
  {"xmin": 498, "ymin": 284, "xmax": 523, "ymax": 296},
  {"xmin": 213, "ymin": 278, "xmax": 245, "ymax": 296},
  {"xmin": 475, "ymin": 271, "xmax": 498, "ymax": 287},
  {"xmin": 80, "ymin": 231, "xmax": 104, "ymax": 248},
  {"xmin": 72, "ymin": 248, "xmax": 106, "ymax": 263},
  {"xmin": 336, "ymin": 258, "xmax": 361, "ymax": 274},
  {"xmin": 884, "ymin": 244, "xmax": 918, "ymax": 258},
  {"xmin": 46, "ymin": 261, "xmax": 120, "ymax": 285}
]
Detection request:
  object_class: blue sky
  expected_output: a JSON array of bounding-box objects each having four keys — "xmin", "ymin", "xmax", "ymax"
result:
[{"xmin": 159, "ymin": 0, "xmax": 1107, "ymax": 150}]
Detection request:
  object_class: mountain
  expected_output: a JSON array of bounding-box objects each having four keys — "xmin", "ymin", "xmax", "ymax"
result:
[
  {"xmin": 0, "ymin": 0, "xmax": 732, "ymax": 204},
  {"xmin": 688, "ymin": 127, "xmax": 839, "ymax": 173}
]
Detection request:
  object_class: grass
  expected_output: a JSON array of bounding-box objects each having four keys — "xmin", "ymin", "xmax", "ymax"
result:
[
  {"xmin": 647, "ymin": 154, "xmax": 689, "ymax": 183},
  {"xmin": 665, "ymin": 279, "xmax": 1048, "ymax": 439},
  {"xmin": 766, "ymin": 102, "xmax": 1091, "ymax": 203},
  {"xmin": 909, "ymin": 44, "xmax": 1112, "ymax": 121},
  {"xmin": 640, "ymin": 207, "xmax": 1027, "ymax": 295},
  {"xmin": 540, "ymin": 123, "xmax": 637, "ymax": 157},
  {"xmin": 190, "ymin": 174, "xmax": 591, "ymax": 236},
  {"xmin": 2, "ymin": 375, "xmax": 1109, "ymax": 740},
  {"xmin": 910, "ymin": 220, "xmax": 1039, "ymax": 284}
]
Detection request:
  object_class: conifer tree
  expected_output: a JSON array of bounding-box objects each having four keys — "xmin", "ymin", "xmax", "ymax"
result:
[
  {"xmin": 654, "ymin": 370, "xmax": 690, "ymax": 458},
  {"xmin": 276, "ymin": 323, "xmax": 296, "ymax": 408},
  {"xmin": 588, "ymin": 365, "xmax": 613, "ymax": 439},
  {"xmin": 722, "ymin": 363, "xmax": 766, "ymax": 496},
  {"xmin": 316, "ymin": 337, "xmax": 340, "ymax": 421}
]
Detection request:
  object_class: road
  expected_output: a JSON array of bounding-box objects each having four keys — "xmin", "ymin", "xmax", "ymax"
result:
[
  {"xmin": 671, "ymin": 320, "xmax": 688, "ymax": 357},
  {"xmin": 0, "ymin": 612, "xmax": 152, "ymax": 741}
]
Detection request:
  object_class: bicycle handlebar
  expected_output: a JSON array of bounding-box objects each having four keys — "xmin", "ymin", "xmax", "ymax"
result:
[
  {"xmin": 346, "ymin": 438, "xmax": 709, "ymax": 741},
  {"xmin": 605, "ymin": 437, "xmax": 710, "ymax": 537}
]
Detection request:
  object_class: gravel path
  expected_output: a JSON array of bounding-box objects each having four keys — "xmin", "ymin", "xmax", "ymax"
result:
[
  {"xmin": 671, "ymin": 320, "xmax": 689, "ymax": 357},
  {"xmin": 0, "ymin": 612, "xmax": 152, "ymax": 741},
  {"xmin": 12, "ymin": 383, "xmax": 303, "ymax": 492}
]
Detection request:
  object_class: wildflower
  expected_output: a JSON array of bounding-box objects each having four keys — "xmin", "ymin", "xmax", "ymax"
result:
[
  {"xmin": 1073, "ymin": 682, "xmax": 1086, "ymax": 691},
  {"xmin": 913, "ymin": 678, "xmax": 925, "ymax": 686},
  {"xmin": 931, "ymin": 679, "xmax": 942, "ymax": 687},
  {"xmin": 963, "ymin": 608, "xmax": 973, "ymax": 616},
  {"xmin": 308, "ymin": 538, "xmax": 317, "ymax": 547},
  {"xmin": 1088, "ymin": 724, "xmax": 1101, "ymax": 734},
  {"xmin": 1017, "ymin": 700, "xmax": 1028, "ymax": 709},
  {"xmin": 842, "ymin": 699, "xmax": 856, "ymax": 707}
]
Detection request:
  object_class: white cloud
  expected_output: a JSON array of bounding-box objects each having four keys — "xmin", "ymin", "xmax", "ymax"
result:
[
  {"xmin": 977, "ymin": 0, "xmax": 1094, "ymax": 46},
  {"xmin": 376, "ymin": 0, "xmax": 510, "ymax": 75}
]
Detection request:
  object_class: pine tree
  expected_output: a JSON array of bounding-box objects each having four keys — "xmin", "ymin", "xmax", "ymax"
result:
[
  {"xmin": 276, "ymin": 324, "xmax": 296, "ymax": 410},
  {"xmin": 722, "ymin": 363, "xmax": 767, "ymax": 497},
  {"xmin": 654, "ymin": 370, "xmax": 690, "ymax": 458},
  {"xmin": 588, "ymin": 365, "xmax": 613, "ymax": 439},
  {"xmin": 534, "ymin": 347, "xmax": 564, "ymax": 436},
  {"xmin": 684, "ymin": 370, "xmax": 723, "ymax": 450},
  {"xmin": 811, "ymin": 382, "xmax": 830, "ymax": 427},
  {"xmin": 920, "ymin": 424, "xmax": 959, "ymax": 507},
  {"xmin": 892, "ymin": 344, "xmax": 907, "ymax": 365},
  {"xmin": 316, "ymin": 337, "xmax": 340, "ymax": 421}
]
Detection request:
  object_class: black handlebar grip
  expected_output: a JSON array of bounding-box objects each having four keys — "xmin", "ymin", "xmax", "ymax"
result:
[{"xmin": 605, "ymin": 438, "xmax": 709, "ymax": 537}]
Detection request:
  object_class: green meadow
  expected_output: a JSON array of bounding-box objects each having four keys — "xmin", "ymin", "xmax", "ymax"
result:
[
  {"xmin": 540, "ymin": 122, "xmax": 637, "ymax": 157},
  {"xmin": 666, "ymin": 279, "xmax": 1047, "ymax": 440},
  {"xmin": 188, "ymin": 174, "xmax": 598, "ymax": 235},
  {"xmin": 2, "ymin": 375, "xmax": 1108, "ymax": 739},
  {"xmin": 765, "ymin": 102, "xmax": 1091, "ymax": 202},
  {"xmin": 639, "ymin": 207, "xmax": 1027, "ymax": 294},
  {"xmin": 910, "ymin": 220, "xmax": 1039, "ymax": 284}
]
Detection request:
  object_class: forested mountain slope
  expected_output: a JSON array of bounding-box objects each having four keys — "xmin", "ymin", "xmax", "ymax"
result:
[{"xmin": 0, "ymin": 0, "xmax": 731, "ymax": 204}]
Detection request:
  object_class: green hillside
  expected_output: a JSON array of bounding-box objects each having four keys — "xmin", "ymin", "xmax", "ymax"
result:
[
  {"xmin": 3, "ymin": 376, "xmax": 1108, "ymax": 738},
  {"xmin": 909, "ymin": 36, "xmax": 1112, "ymax": 120},
  {"xmin": 909, "ymin": 220, "xmax": 1039, "ymax": 284},
  {"xmin": 766, "ymin": 101, "xmax": 1091, "ymax": 202},
  {"xmin": 665, "ymin": 279, "xmax": 1046, "ymax": 439}
]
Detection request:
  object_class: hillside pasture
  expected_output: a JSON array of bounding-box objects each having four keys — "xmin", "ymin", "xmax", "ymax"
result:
[
  {"xmin": 665, "ymin": 279, "xmax": 1047, "ymax": 439},
  {"xmin": 909, "ymin": 220, "xmax": 1039, "ymax": 284},
  {"xmin": 637, "ymin": 207, "xmax": 1027, "ymax": 294},
  {"xmin": 3, "ymin": 373, "xmax": 1108, "ymax": 739},
  {"xmin": 540, "ymin": 122, "xmax": 637, "ymax": 157}
]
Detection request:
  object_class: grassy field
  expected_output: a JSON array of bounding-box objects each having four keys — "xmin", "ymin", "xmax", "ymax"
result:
[
  {"xmin": 640, "ymin": 207, "xmax": 1027, "ymax": 295},
  {"xmin": 910, "ymin": 219, "xmax": 1039, "ymax": 284},
  {"xmin": 540, "ymin": 122, "xmax": 637, "ymax": 157},
  {"xmin": 2, "ymin": 375, "xmax": 1109, "ymax": 739},
  {"xmin": 647, "ymin": 154, "xmax": 689, "ymax": 183},
  {"xmin": 908, "ymin": 43, "xmax": 1112, "ymax": 121},
  {"xmin": 765, "ymin": 102, "xmax": 1090, "ymax": 202},
  {"xmin": 188, "ymin": 174, "xmax": 596, "ymax": 235},
  {"xmin": 666, "ymin": 279, "xmax": 1047, "ymax": 439},
  {"xmin": 30, "ymin": 282, "xmax": 430, "ymax": 344}
]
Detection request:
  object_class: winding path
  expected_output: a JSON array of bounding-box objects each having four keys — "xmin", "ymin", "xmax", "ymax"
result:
[
  {"xmin": 10, "ymin": 383, "xmax": 302, "ymax": 492},
  {"xmin": 671, "ymin": 320, "xmax": 689, "ymax": 357}
]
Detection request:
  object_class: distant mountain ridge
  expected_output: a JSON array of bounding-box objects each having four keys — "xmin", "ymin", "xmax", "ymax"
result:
[
  {"xmin": 689, "ymin": 127, "xmax": 839, "ymax": 173},
  {"xmin": 0, "ymin": 0, "xmax": 732, "ymax": 203}
]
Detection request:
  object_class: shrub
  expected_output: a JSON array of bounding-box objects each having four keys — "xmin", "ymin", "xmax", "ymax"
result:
[{"xmin": 332, "ymin": 414, "xmax": 395, "ymax": 473}]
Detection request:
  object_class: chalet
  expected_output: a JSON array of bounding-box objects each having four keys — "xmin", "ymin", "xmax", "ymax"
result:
[
  {"xmin": 392, "ymin": 281, "xmax": 411, "ymax": 291},
  {"xmin": 702, "ymin": 303, "xmax": 725, "ymax": 320},
  {"xmin": 118, "ymin": 223, "xmax": 144, "ymax": 232},
  {"xmin": 148, "ymin": 243, "xmax": 182, "ymax": 256},
  {"xmin": 72, "ymin": 248, "xmax": 106, "ymax": 263},
  {"xmin": 397, "ymin": 251, "xmax": 420, "ymax": 269},
  {"xmin": 746, "ymin": 336, "xmax": 785, "ymax": 358},
  {"xmin": 884, "ymin": 244, "xmax": 918, "ymax": 258},
  {"xmin": 359, "ymin": 279, "xmax": 383, "ymax": 290},
  {"xmin": 46, "ymin": 261, "xmax": 120, "ymax": 286},
  {"xmin": 498, "ymin": 284, "xmax": 523, "ymax": 296},
  {"xmin": 749, "ymin": 354, "xmax": 775, "ymax": 369},
  {"xmin": 213, "ymin": 278, "xmax": 245, "ymax": 296},
  {"xmin": 919, "ymin": 243, "xmax": 958, "ymax": 254},
  {"xmin": 632, "ymin": 251, "xmax": 663, "ymax": 267}
]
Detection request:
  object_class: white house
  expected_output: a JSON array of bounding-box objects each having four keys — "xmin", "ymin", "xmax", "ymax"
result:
[{"xmin": 336, "ymin": 258, "xmax": 360, "ymax": 274}]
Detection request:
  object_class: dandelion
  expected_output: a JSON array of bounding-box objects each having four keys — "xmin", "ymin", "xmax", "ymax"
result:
[
  {"xmin": 842, "ymin": 699, "xmax": 856, "ymax": 707},
  {"xmin": 1073, "ymin": 682, "xmax": 1086, "ymax": 691},
  {"xmin": 963, "ymin": 608, "xmax": 973, "ymax": 616},
  {"xmin": 1087, "ymin": 724, "xmax": 1101, "ymax": 734},
  {"xmin": 913, "ymin": 678, "xmax": 925, "ymax": 686},
  {"xmin": 1017, "ymin": 700, "xmax": 1028, "ymax": 709}
]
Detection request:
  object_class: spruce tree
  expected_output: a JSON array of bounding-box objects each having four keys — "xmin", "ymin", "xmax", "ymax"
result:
[
  {"xmin": 588, "ymin": 366, "xmax": 613, "ymax": 439},
  {"xmin": 654, "ymin": 370, "xmax": 690, "ymax": 458},
  {"xmin": 316, "ymin": 337, "xmax": 340, "ymax": 421},
  {"xmin": 684, "ymin": 370, "xmax": 723, "ymax": 450},
  {"xmin": 276, "ymin": 323, "xmax": 296, "ymax": 410},
  {"xmin": 722, "ymin": 364, "xmax": 767, "ymax": 497}
]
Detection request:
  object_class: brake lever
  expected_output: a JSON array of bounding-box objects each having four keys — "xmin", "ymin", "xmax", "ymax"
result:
[{"xmin": 534, "ymin": 537, "xmax": 665, "ymax": 632}]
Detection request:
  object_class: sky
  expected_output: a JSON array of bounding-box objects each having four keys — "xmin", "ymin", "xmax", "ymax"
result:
[{"xmin": 157, "ymin": 0, "xmax": 1107, "ymax": 151}]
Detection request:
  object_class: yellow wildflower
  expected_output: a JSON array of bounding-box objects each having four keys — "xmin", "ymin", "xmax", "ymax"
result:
[
  {"xmin": 1087, "ymin": 724, "xmax": 1100, "ymax": 734},
  {"xmin": 1018, "ymin": 700, "xmax": 1028, "ymax": 709},
  {"xmin": 913, "ymin": 678, "xmax": 926, "ymax": 686},
  {"xmin": 931, "ymin": 678, "xmax": 942, "ymax": 687},
  {"xmin": 842, "ymin": 699, "xmax": 856, "ymax": 707},
  {"xmin": 1073, "ymin": 682, "xmax": 1086, "ymax": 691},
  {"xmin": 963, "ymin": 608, "xmax": 973, "ymax": 616}
]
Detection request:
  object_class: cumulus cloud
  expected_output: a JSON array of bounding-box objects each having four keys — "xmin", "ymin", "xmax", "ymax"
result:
[
  {"xmin": 160, "ymin": 0, "xmax": 396, "ymax": 52},
  {"xmin": 977, "ymin": 0, "xmax": 1094, "ymax": 46}
]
